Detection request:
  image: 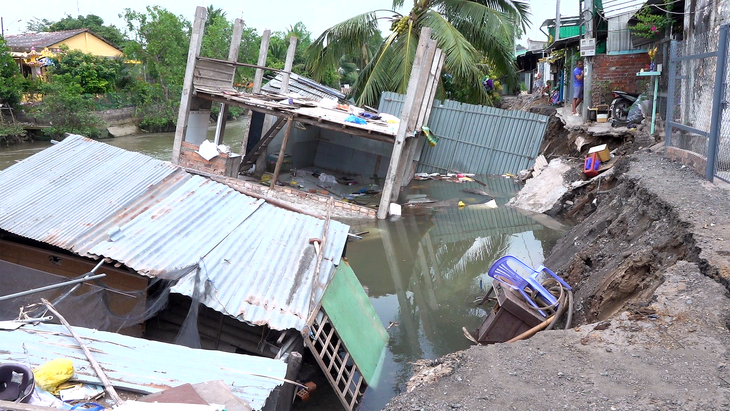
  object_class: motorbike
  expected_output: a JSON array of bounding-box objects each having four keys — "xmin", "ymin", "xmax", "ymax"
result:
[{"xmin": 609, "ymin": 91, "xmax": 641, "ymax": 121}]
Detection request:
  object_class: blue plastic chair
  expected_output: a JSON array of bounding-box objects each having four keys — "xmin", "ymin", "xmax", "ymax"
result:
[{"xmin": 487, "ymin": 255, "xmax": 572, "ymax": 317}]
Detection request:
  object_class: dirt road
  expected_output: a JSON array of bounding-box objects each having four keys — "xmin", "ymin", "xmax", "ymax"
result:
[{"xmin": 385, "ymin": 152, "xmax": 730, "ymax": 410}]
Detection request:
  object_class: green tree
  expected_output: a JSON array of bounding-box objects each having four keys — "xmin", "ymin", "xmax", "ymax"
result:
[
  {"xmin": 25, "ymin": 14, "xmax": 126, "ymax": 48},
  {"xmin": 0, "ymin": 37, "xmax": 22, "ymax": 108},
  {"xmin": 49, "ymin": 48, "xmax": 123, "ymax": 94},
  {"xmin": 34, "ymin": 74, "xmax": 104, "ymax": 138},
  {"xmin": 306, "ymin": 0, "xmax": 530, "ymax": 106},
  {"xmin": 122, "ymin": 6, "xmax": 191, "ymax": 99}
]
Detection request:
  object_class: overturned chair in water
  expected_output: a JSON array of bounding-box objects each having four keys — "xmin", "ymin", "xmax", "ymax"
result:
[{"xmin": 464, "ymin": 255, "xmax": 574, "ymax": 344}]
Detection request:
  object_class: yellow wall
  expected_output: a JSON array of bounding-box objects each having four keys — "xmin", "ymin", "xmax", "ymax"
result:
[{"xmin": 50, "ymin": 32, "xmax": 122, "ymax": 57}]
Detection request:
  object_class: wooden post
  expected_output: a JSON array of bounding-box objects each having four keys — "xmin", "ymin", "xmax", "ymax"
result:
[
  {"xmin": 281, "ymin": 36, "xmax": 298, "ymax": 94},
  {"xmin": 171, "ymin": 6, "xmax": 207, "ymax": 164},
  {"xmin": 240, "ymin": 29, "xmax": 272, "ymax": 157},
  {"xmin": 214, "ymin": 18, "xmax": 244, "ymax": 146},
  {"xmin": 387, "ymin": 36, "xmax": 438, "ymax": 204},
  {"xmin": 270, "ymin": 116, "xmax": 294, "ymax": 189},
  {"xmin": 42, "ymin": 299, "xmax": 123, "ymax": 406},
  {"xmin": 377, "ymin": 28, "xmax": 433, "ymax": 219}
]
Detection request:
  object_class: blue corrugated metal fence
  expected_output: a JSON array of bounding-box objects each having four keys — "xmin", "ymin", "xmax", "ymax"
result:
[{"xmin": 378, "ymin": 92, "xmax": 550, "ymax": 175}]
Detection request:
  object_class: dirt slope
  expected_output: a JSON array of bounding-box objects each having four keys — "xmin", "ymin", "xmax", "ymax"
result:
[{"xmin": 384, "ymin": 152, "xmax": 730, "ymax": 410}]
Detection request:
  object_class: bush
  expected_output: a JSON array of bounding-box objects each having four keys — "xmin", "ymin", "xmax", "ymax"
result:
[
  {"xmin": 0, "ymin": 121, "xmax": 27, "ymax": 145},
  {"xmin": 49, "ymin": 49, "xmax": 123, "ymax": 94},
  {"xmin": 34, "ymin": 75, "xmax": 104, "ymax": 138}
]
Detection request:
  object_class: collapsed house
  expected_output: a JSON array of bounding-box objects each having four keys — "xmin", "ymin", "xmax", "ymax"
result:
[
  {"xmin": 0, "ymin": 135, "xmax": 388, "ymax": 410},
  {"xmin": 171, "ymin": 7, "xmax": 444, "ymax": 220}
]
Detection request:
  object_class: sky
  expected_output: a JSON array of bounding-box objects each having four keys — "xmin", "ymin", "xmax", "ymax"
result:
[{"xmin": 0, "ymin": 0, "xmax": 580, "ymax": 43}]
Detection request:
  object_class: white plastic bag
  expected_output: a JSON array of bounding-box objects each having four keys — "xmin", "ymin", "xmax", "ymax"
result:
[{"xmin": 318, "ymin": 173, "xmax": 337, "ymax": 184}]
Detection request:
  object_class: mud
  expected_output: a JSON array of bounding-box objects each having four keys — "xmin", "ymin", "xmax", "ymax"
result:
[{"xmin": 384, "ymin": 150, "xmax": 730, "ymax": 410}]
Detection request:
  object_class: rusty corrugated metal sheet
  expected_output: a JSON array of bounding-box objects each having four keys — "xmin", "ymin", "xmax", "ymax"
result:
[
  {"xmin": 262, "ymin": 73, "xmax": 345, "ymax": 102},
  {"xmin": 0, "ymin": 135, "xmax": 179, "ymax": 249},
  {"xmin": 0, "ymin": 135, "xmax": 350, "ymax": 331},
  {"xmin": 172, "ymin": 203, "xmax": 349, "ymax": 331},
  {"xmin": 0, "ymin": 323, "xmax": 286, "ymax": 410}
]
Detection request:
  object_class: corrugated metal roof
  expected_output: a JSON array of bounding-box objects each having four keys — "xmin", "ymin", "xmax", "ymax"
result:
[
  {"xmin": 0, "ymin": 135, "xmax": 350, "ymax": 331},
  {"xmin": 172, "ymin": 203, "xmax": 349, "ymax": 331},
  {"xmin": 0, "ymin": 135, "xmax": 180, "ymax": 250},
  {"xmin": 262, "ymin": 73, "xmax": 345, "ymax": 102},
  {"xmin": 0, "ymin": 323, "xmax": 286, "ymax": 410},
  {"xmin": 603, "ymin": 0, "xmax": 646, "ymax": 18},
  {"xmin": 378, "ymin": 92, "xmax": 549, "ymax": 175}
]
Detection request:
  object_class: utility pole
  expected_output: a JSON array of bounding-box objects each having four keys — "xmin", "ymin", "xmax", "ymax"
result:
[
  {"xmin": 555, "ymin": 0, "xmax": 561, "ymax": 42},
  {"xmin": 582, "ymin": 0, "xmax": 594, "ymax": 120}
]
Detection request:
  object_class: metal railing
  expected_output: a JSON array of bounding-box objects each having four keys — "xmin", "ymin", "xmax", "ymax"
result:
[{"xmin": 666, "ymin": 24, "xmax": 730, "ymax": 182}]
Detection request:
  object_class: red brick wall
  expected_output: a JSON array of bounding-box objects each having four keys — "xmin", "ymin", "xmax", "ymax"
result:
[
  {"xmin": 591, "ymin": 53, "xmax": 651, "ymax": 104},
  {"xmin": 180, "ymin": 141, "xmax": 232, "ymax": 176}
]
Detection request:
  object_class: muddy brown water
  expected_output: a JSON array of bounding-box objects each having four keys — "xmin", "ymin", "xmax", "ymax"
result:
[{"xmin": 0, "ymin": 126, "xmax": 569, "ymax": 410}]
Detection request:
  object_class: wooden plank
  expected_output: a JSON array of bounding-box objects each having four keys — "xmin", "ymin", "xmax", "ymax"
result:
[
  {"xmin": 348, "ymin": 376, "xmax": 364, "ymax": 409},
  {"xmin": 195, "ymin": 91, "xmax": 397, "ymax": 142},
  {"xmin": 304, "ymin": 336, "xmax": 355, "ymax": 411},
  {"xmin": 194, "ymin": 62, "xmax": 236, "ymax": 78},
  {"xmin": 172, "ymin": 6, "xmax": 207, "ymax": 164},
  {"xmin": 197, "ymin": 56, "xmax": 286, "ymax": 73},
  {"xmin": 239, "ymin": 116, "xmax": 286, "ymax": 167},
  {"xmin": 270, "ymin": 116, "xmax": 294, "ymax": 189},
  {"xmin": 327, "ymin": 339, "xmax": 343, "ymax": 372},
  {"xmin": 0, "ymin": 400, "xmax": 62, "ymax": 411},
  {"xmin": 321, "ymin": 327, "xmax": 336, "ymax": 356}
]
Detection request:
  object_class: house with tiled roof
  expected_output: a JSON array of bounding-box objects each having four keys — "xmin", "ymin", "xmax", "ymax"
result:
[{"xmin": 5, "ymin": 28, "xmax": 122, "ymax": 78}]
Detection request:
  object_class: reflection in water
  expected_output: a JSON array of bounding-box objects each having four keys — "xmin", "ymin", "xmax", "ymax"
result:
[
  {"xmin": 345, "ymin": 177, "xmax": 568, "ymax": 410},
  {"xmin": 0, "ymin": 129, "xmax": 568, "ymax": 410}
]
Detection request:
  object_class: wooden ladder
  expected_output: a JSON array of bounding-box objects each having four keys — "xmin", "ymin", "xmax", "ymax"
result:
[{"xmin": 238, "ymin": 116, "xmax": 287, "ymax": 172}]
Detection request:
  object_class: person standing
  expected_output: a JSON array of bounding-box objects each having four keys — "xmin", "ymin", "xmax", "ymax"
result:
[
  {"xmin": 533, "ymin": 72, "xmax": 544, "ymax": 94},
  {"xmin": 572, "ymin": 59, "xmax": 584, "ymax": 116}
]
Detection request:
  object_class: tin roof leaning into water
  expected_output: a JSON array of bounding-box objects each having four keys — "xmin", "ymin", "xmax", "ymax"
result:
[
  {"xmin": 0, "ymin": 134, "xmax": 349, "ymax": 332},
  {"xmin": 0, "ymin": 323, "xmax": 286, "ymax": 410}
]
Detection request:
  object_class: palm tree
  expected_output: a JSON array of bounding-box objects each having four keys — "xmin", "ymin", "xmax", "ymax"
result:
[{"xmin": 305, "ymin": 0, "xmax": 530, "ymax": 107}]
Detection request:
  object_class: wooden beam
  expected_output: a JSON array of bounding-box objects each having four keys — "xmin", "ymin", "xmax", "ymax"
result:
[
  {"xmin": 0, "ymin": 400, "xmax": 63, "ymax": 411},
  {"xmin": 240, "ymin": 29, "xmax": 271, "ymax": 158},
  {"xmin": 280, "ymin": 36, "xmax": 298, "ymax": 94},
  {"xmin": 171, "ymin": 6, "xmax": 207, "ymax": 164},
  {"xmin": 42, "ymin": 299, "xmax": 123, "ymax": 406},
  {"xmin": 377, "ymin": 28, "xmax": 433, "ymax": 218},
  {"xmin": 197, "ymin": 56, "xmax": 287, "ymax": 73},
  {"xmin": 195, "ymin": 92, "xmax": 396, "ymax": 143},
  {"xmin": 214, "ymin": 18, "xmax": 244, "ymax": 146},
  {"xmin": 270, "ymin": 116, "xmax": 294, "ymax": 189}
]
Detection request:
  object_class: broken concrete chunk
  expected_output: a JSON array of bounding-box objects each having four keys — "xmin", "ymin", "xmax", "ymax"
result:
[{"xmin": 507, "ymin": 159, "xmax": 571, "ymax": 213}]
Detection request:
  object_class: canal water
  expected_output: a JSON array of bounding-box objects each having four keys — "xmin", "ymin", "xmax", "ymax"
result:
[{"xmin": 0, "ymin": 127, "xmax": 569, "ymax": 410}]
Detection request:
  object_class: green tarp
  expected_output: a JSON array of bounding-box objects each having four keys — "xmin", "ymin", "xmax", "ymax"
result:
[{"xmin": 321, "ymin": 261, "xmax": 389, "ymax": 385}]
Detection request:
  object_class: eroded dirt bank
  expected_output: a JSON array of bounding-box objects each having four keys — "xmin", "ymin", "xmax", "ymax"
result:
[{"xmin": 384, "ymin": 152, "xmax": 730, "ymax": 410}]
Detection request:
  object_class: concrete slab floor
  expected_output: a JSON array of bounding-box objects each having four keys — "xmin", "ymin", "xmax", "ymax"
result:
[{"xmin": 240, "ymin": 167, "xmax": 383, "ymax": 208}]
